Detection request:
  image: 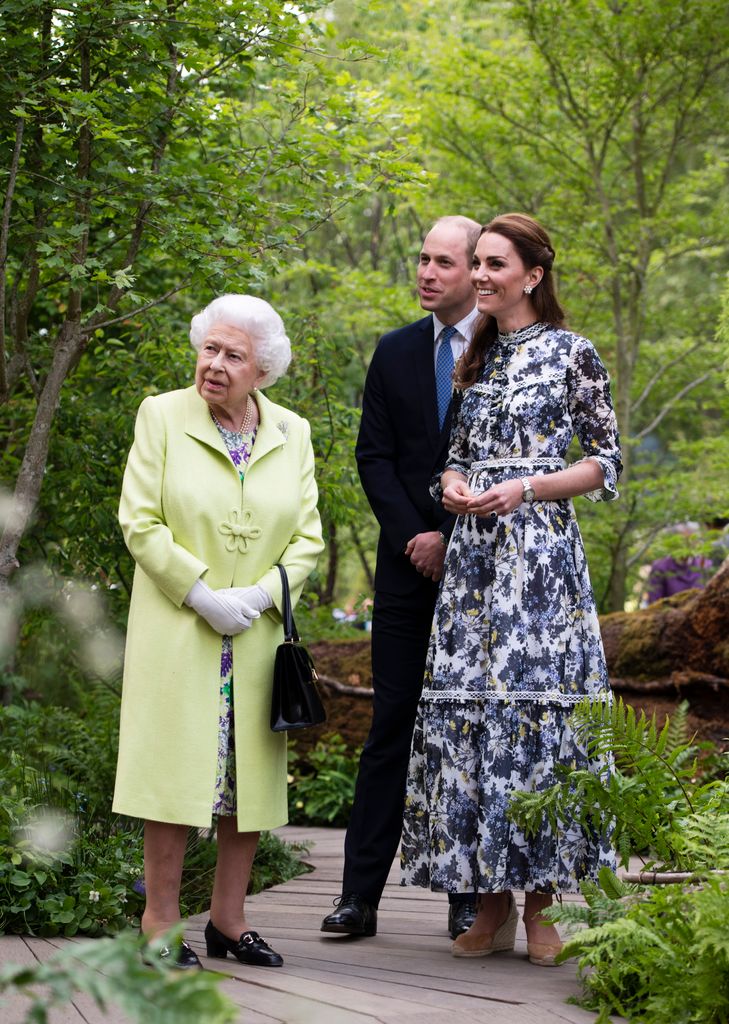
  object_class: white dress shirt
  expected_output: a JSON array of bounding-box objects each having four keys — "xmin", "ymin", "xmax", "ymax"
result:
[{"xmin": 432, "ymin": 306, "xmax": 480, "ymax": 369}]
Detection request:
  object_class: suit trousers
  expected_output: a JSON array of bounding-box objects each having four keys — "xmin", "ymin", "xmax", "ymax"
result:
[{"xmin": 342, "ymin": 582, "xmax": 440, "ymax": 906}]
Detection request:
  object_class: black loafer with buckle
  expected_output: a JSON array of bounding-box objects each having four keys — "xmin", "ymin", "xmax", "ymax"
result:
[
  {"xmin": 142, "ymin": 937, "xmax": 203, "ymax": 970},
  {"xmin": 204, "ymin": 920, "xmax": 283, "ymax": 967},
  {"xmin": 320, "ymin": 893, "xmax": 378, "ymax": 936}
]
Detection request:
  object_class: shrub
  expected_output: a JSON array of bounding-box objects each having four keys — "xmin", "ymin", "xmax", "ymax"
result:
[
  {"xmin": 0, "ymin": 693, "xmax": 121, "ymax": 825},
  {"xmin": 288, "ymin": 733, "xmax": 360, "ymax": 826},
  {"xmin": 0, "ymin": 785, "xmax": 145, "ymax": 937}
]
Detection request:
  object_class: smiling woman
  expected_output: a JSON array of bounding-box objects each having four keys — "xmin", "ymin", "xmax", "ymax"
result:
[
  {"xmin": 401, "ymin": 213, "xmax": 623, "ymax": 968},
  {"xmin": 471, "ymin": 231, "xmax": 544, "ymax": 332},
  {"xmin": 113, "ymin": 294, "xmax": 324, "ymax": 970}
]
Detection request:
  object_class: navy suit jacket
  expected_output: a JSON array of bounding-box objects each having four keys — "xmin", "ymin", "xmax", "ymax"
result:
[{"xmin": 355, "ymin": 315, "xmax": 457, "ymax": 595}]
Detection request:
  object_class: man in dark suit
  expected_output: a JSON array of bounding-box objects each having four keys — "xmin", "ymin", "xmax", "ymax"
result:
[{"xmin": 321, "ymin": 215, "xmax": 482, "ymax": 940}]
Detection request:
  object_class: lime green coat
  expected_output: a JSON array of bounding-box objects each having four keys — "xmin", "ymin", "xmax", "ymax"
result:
[{"xmin": 112, "ymin": 386, "xmax": 324, "ymax": 829}]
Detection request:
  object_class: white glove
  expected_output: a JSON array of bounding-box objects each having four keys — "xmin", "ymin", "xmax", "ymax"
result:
[
  {"xmin": 215, "ymin": 584, "xmax": 273, "ymax": 618},
  {"xmin": 184, "ymin": 579, "xmax": 258, "ymax": 635}
]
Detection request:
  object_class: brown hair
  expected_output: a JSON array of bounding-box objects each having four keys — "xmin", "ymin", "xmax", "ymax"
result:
[{"xmin": 455, "ymin": 213, "xmax": 566, "ymax": 388}]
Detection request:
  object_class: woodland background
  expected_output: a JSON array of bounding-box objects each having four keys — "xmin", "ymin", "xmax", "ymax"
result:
[{"xmin": 2, "ymin": 0, "xmax": 729, "ymax": 701}]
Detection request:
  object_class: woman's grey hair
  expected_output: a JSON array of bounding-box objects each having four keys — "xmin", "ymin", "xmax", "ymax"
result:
[{"xmin": 189, "ymin": 294, "xmax": 291, "ymax": 388}]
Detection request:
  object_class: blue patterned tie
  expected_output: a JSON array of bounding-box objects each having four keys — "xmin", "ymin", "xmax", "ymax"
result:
[{"xmin": 436, "ymin": 325, "xmax": 456, "ymax": 429}]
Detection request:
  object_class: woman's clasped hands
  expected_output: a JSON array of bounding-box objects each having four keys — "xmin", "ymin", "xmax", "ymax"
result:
[
  {"xmin": 442, "ymin": 475, "xmax": 524, "ymax": 519},
  {"xmin": 184, "ymin": 578, "xmax": 273, "ymax": 635}
]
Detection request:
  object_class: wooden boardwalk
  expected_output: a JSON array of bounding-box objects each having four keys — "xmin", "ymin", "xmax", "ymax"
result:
[{"xmin": 0, "ymin": 826, "xmax": 611, "ymax": 1024}]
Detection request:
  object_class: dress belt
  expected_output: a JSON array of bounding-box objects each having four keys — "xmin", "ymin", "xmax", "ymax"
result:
[{"xmin": 470, "ymin": 456, "xmax": 567, "ymax": 471}]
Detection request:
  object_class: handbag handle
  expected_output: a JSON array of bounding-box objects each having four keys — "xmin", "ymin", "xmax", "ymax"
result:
[{"xmin": 276, "ymin": 563, "xmax": 300, "ymax": 643}]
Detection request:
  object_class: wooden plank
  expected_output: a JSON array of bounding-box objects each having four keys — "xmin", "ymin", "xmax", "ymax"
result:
[
  {"xmin": 530, "ymin": 999, "xmax": 610, "ymax": 1024},
  {"xmin": 24, "ymin": 936, "xmax": 131, "ymax": 1024},
  {"xmin": 0, "ymin": 936, "xmax": 100, "ymax": 1024},
  {"xmin": 209, "ymin": 966, "xmax": 465, "ymax": 1023},
  {"xmin": 220, "ymin": 967, "xmax": 562, "ymax": 1024},
  {"xmin": 217, "ymin": 975, "xmax": 385, "ymax": 1023}
]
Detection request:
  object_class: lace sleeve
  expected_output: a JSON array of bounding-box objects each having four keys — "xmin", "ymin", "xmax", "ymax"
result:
[{"xmin": 567, "ymin": 338, "xmax": 622, "ymax": 502}]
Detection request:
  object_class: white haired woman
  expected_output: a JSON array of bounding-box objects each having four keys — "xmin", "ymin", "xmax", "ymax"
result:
[{"xmin": 113, "ymin": 295, "xmax": 324, "ymax": 969}]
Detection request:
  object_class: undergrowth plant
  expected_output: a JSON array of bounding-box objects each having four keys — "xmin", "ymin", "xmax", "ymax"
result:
[
  {"xmin": 0, "ymin": 771, "xmax": 145, "ymax": 937},
  {"xmin": 547, "ymin": 868, "xmax": 729, "ymax": 1024},
  {"xmin": 0, "ymin": 690, "xmax": 121, "ymax": 824},
  {"xmin": 288, "ymin": 733, "xmax": 361, "ymax": 826}
]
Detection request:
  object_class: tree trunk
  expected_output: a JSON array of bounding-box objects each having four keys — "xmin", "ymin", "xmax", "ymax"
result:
[
  {"xmin": 601, "ymin": 559, "xmax": 729, "ymax": 700},
  {"xmin": 0, "ymin": 321, "xmax": 86, "ymax": 586}
]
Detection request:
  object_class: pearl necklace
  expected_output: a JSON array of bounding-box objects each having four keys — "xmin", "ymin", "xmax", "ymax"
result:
[
  {"xmin": 238, "ymin": 394, "xmax": 254, "ymax": 435},
  {"xmin": 212, "ymin": 394, "xmax": 255, "ymax": 435}
]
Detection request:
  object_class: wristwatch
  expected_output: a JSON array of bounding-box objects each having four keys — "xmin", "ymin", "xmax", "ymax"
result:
[{"xmin": 521, "ymin": 477, "xmax": 536, "ymax": 504}]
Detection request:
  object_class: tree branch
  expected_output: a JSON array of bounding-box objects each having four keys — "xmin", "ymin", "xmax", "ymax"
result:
[
  {"xmin": 0, "ymin": 116, "xmax": 25, "ymax": 400},
  {"xmin": 631, "ymin": 339, "xmax": 708, "ymax": 413},
  {"xmin": 634, "ymin": 368, "xmax": 721, "ymax": 440},
  {"xmin": 318, "ymin": 673, "xmax": 373, "ymax": 698}
]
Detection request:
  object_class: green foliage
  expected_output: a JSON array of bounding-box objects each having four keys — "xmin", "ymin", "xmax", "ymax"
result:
[
  {"xmin": 0, "ymin": 692, "xmax": 121, "ymax": 819},
  {"xmin": 0, "ymin": 696, "xmax": 145, "ymax": 936},
  {"xmin": 0, "ymin": 780, "xmax": 145, "ymax": 937},
  {"xmin": 549, "ymin": 869, "xmax": 729, "ymax": 1024},
  {"xmin": 0, "ymin": 0, "xmax": 425, "ymax": 630},
  {"xmin": 0, "ymin": 927, "xmax": 236, "ymax": 1024},
  {"xmin": 508, "ymin": 698, "xmax": 729, "ymax": 870},
  {"xmin": 288, "ymin": 733, "xmax": 360, "ymax": 826}
]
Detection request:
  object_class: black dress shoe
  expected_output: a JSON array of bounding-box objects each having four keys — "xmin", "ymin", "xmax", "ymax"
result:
[
  {"xmin": 320, "ymin": 893, "xmax": 377, "ymax": 937},
  {"xmin": 204, "ymin": 920, "xmax": 283, "ymax": 967},
  {"xmin": 142, "ymin": 938, "xmax": 203, "ymax": 970},
  {"xmin": 448, "ymin": 899, "xmax": 477, "ymax": 939}
]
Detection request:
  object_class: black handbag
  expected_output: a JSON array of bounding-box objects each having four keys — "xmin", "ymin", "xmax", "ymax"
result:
[{"xmin": 270, "ymin": 564, "xmax": 326, "ymax": 732}]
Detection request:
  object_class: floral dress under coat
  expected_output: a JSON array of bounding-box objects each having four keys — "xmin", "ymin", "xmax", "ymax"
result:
[
  {"xmin": 400, "ymin": 322, "xmax": 622, "ymax": 895},
  {"xmin": 211, "ymin": 416, "xmax": 256, "ymax": 816}
]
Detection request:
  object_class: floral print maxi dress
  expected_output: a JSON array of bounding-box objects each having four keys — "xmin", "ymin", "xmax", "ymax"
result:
[
  {"xmin": 211, "ymin": 416, "xmax": 257, "ymax": 817},
  {"xmin": 400, "ymin": 322, "xmax": 622, "ymax": 895}
]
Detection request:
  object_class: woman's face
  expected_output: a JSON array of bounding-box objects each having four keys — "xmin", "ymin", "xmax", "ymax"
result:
[
  {"xmin": 471, "ymin": 232, "xmax": 543, "ymax": 330},
  {"xmin": 195, "ymin": 323, "xmax": 265, "ymax": 411}
]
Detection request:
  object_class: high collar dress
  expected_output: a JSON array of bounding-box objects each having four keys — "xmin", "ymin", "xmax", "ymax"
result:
[{"xmin": 400, "ymin": 322, "xmax": 622, "ymax": 894}]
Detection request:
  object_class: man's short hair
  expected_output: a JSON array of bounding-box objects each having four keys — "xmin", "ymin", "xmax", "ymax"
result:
[{"xmin": 431, "ymin": 215, "xmax": 482, "ymax": 260}]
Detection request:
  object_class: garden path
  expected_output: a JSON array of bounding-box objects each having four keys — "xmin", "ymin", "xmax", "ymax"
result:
[{"xmin": 0, "ymin": 826, "xmax": 621, "ymax": 1024}]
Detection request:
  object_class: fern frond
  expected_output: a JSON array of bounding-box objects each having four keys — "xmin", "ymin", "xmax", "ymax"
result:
[
  {"xmin": 598, "ymin": 866, "xmax": 628, "ymax": 900},
  {"xmin": 665, "ymin": 699, "xmax": 691, "ymax": 752}
]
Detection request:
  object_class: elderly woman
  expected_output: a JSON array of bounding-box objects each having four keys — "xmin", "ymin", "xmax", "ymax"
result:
[
  {"xmin": 113, "ymin": 294, "xmax": 323, "ymax": 969},
  {"xmin": 401, "ymin": 214, "xmax": 621, "ymax": 966}
]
